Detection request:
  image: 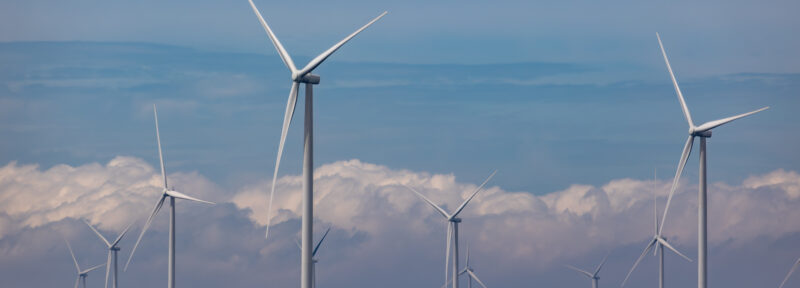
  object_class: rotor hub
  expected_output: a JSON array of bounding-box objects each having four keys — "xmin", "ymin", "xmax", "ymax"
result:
[
  {"xmin": 450, "ymin": 218, "xmax": 462, "ymax": 223},
  {"xmin": 294, "ymin": 73, "xmax": 320, "ymax": 84},
  {"xmin": 691, "ymin": 130, "xmax": 712, "ymax": 138}
]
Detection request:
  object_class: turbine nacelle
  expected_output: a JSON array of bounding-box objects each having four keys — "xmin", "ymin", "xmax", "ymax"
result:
[
  {"xmin": 690, "ymin": 129, "xmax": 712, "ymax": 138},
  {"xmin": 448, "ymin": 217, "xmax": 462, "ymax": 223},
  {"xmin": 293, "ymin": 73, "xmax": 321, "ymax": 84}
]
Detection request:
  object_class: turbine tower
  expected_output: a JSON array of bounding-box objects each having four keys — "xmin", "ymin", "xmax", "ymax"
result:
[
  {"xmin": 125, "ymin": 105, "xmax": 215, "ymax": 288},
  {"xmin": 246, "ymin": 2, "xmax": 386, "ymax": 288},
  {"xmin": 655, "ymin": 33, "xmax": 769, "ymax": 288},
  {"xmin": 65, "ymin": 238, "xmax": 106, "ymax": 288},
  {"xmin": 566, "ymin": 254, "xmax": 609, "ymax": 288},
  {"xmin": 404, "ymin": 170, "xmax": 496, "ymax": 288},
  {"xmin": 85, "ymin": 220, "xmax": 134, "ymax": 288},
  {"xmin": 621, "ymin": 170, "xmax": 691, "ymax": 288},
  {"xmin": 779, "ymin": 257, "xmax": 800, "ymax": 288}
]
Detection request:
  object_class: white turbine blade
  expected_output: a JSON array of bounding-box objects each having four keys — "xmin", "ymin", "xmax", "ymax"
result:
[
  {"xmin": 153, "ymin": 104, "xmax": 168, "ymax": 190},
  {"xmin": 403, "ymin": 184, "xmax": 451, "ymax": 219},
  {"xmin": 312, "ymin": 227, "xmax": 332, "ymax": 257},
  {"xmin": 166, "ymin": 190, "xmax": 215, "ymax": 205},
  {"xmin": 294, "ymin": 238, "xmax": 302, "ymax": 250},
  {"xmin": 84, "ymin": 220, "xmax": 111, "ymax": 248},
  {"xmin": 111, "ymin": 221, "xmax": 135, "ymax": 247},
  {"xmin": 74, "ymin": 276, "xmax": 80, "ymax": 288},
  {"xmin": 465, "ymin": 245, "xmax": 470, "ymax": 266},
  {"xmin": 468, "ymin": 270, "xmax": 489, "ymax": 288},
  {"xmin": 460, "ymin": 268, "xmax": 468, "ymax": 275},
  {"xmin": 657, "ymin": 237, "xmax": 692, "ymax": 262},
  {"xmin": 659, "ymin": 135, "xmax": 694, "ymax": 236},
  {"xmin": 125, "ymin": 195, "xmax": 166, "ymax": 271},
  {"xmin": 693, "ymin": 107, "xmax": 769, "ymax": 133},
  {"xmin": 594, "ymin": 253, "xmax": 610, "ymax": 276},
  {"xmin": 657, "ymin": 33, "xmax": 694, "ymax": 128},
  {"xmin": 64, "ymin": 239, "xmax": 81, "ymax": 273},
  {"xmin": 104, "ymin": 251, "xmax": 112, "ymax": 288},
  {"xmin": 265, "ymin": 81, "xmax": 300, "ymax": 239},
  {"xmin": 565, "ymin": 265, "xmax": 593, "ymax": 278},
  {"xmin": 452, "ymin": 170, "xmax": 497, "ymax": 218},
  {"xmin": 440, "ymin": 277, "xmax": 454, "ymax": 288},
  {"xmin": 297, "ymin": 11, "xmax": 388, "ymax": 76},
  {"xmin": 621, "ymin": 239, "xmax": 656, "ymax": 287},
  {"xmin": 83, "ymin": 263, "xmax": 106, "ymax": 274},
  {"xmin": 779, "ymin": 258, "xmax": 800, "ymax": 288},
  {"xmin": 246, "ymin": 0, "xmax": 296, "ymax": 72},
  {"xmin": 445, "ymin": 223, "xmax": 452, "ymax": 286}
]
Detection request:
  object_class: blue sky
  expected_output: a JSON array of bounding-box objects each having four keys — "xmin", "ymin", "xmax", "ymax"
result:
[{"xmin": 1, "ymin": 0, "xmax": 800, "ymax": 288}]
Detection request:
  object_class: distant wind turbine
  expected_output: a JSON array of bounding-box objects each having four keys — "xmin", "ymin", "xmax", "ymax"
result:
[
  {"xmin": 655, "ymin": 33, "xmax": 769, "ymax": 288},
  {"xmin": 566, "ymin": 253, "xmax": 610, "ymax": 288},
  {"xmin": 621, "ymin": 170, "xmax": 691, "ymax": 288},
  {"xmin": 405, "ymin": 170, "xmax": 496, "ymax": 288},
  {"xmin": 85, "ymin": 220, "xmax": 134, "ymax": 288},
  {"xmin": 779, "ymin": 257, "xmax": 800, "ymax": 288},
  {"xmin": 295, "ymin": 227, "xmax": 332, "ymax": 288},
  {"xmin": 441, "ymin": 246, "xmax": 489, "ymax": 288},
  {"xmin": 65, "ymin": 238, "xmax": 106, "ymax": 288},
  {"xmin": 246, "ymin": 2, "xmax": 386, "ymax": 288},
  {"xmin": 124, "ymin": 105, "xmax": 215, "ymax": 288}
]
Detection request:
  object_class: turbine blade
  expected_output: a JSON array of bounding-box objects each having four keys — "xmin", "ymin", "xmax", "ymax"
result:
[
  {"xmin": 265, "ymin": 81, "xmax": 300, "ymax": 239},
  {"xmin": 75, "ymin": 276, "xmax": 80, "ymax": 288},
  {"xmin": 83, "ymin": 263, "xmax": 106, "ymax": 274},
  {"xmin": 657, "ymin": 237, "xmax": 692, "ymax": 262},
  {"xmin": 166, "ymin": 190, "xmax": 215, "ymax": 205},
  {"xmin": 468, "ymin": 270, "xmax": 489, "ymax": 288},
  {"xmin": 84, "ymin": 220, "xmax": 111, "ymax": 248},
  {"xmin": 125, "ymin": 195, "xmax": 166, "ymax": 271},
  {"xmin": 452, "ymin": 170, "xmax": 497, "ymax": 218},
  {"xmin": 294, "ymin": 238, "xmax": 302, "ymax": 250},
  {"xmin": 465, "ymin": 244, "xmax": 470, "ymax": 266},
  {"xmin": 64, "ymin": 238, "xmax": 82, "ymax": 273},
  {"xmin": 460, "ymin": 268, "xmax": 468, "ymax": 275},
  {"xmin": 594, "ymin": 253, "xmax": 610, "ymax": 276},
  {"xmin": 111, "ymin": 221, "xmax": 135, "ymax": 247},
  {"xmin": 779, "ymin": 258, "xmax": 800, "ymax": 288},
  {"xmin": 104, "ymin": 251, "xmax": 112, "ymax": 288},
  {"xmin": 312, "ymin": 226, "xmax": 332, "ymax": 257},
  {"xmin": 445, "ymin": 223, "xmax": 452, "ymax": 286},
  {"xmin": 297, "ymin": 11, "xmax": 387, "ymax": 76},
  {"xmin": 693, "ymin": 107, "xmax": 769, "ymax": 133},
  {"xmin": 403, "ymin": 184, "xmax": 451, "ymax": 219},
  {"xmin": 246, "ymin": 0, "xmax": 296, "ymax": 72},
  {"xmin": 657, "ymin": 33, "xmax": 694, "ymax": 127},
  {"xmin": 621, "ymin": 239, "xmax": 656, "ymax": 287},
  {"xmin": 153, "ymin": 104, "xmax": 168, "ymax": 190},
  {"xmin": 565, "ymin": 264, "xmax": 593, "ymax": 278},
  {"xmin": 659, "ymin": 135, "xmax": 694, "ymax": 235},
  {"xmin": 440, "ymin": 277, "xmax": 454, "ymax": 288}
]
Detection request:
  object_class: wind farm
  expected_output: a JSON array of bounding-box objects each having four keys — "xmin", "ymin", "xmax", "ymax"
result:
[{"xmin": 1, "ymin": 1, "xmax": 799, "ymax": 288}]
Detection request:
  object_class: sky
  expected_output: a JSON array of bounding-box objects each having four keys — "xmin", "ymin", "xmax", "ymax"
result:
[{"xmin": 1, "ymin": 0, "xmax": 800, "ymax": 288}]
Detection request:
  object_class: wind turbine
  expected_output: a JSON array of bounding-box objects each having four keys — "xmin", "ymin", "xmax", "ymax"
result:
[
  {"xmin": 566, "ymin": 254, "xmax": 609, "ymax": 288},
  {"xmin": 655, "ymin": 33, "xmax": 769, "ymax": 288},
  {"xmin": 404, "ymin": 170, "xmax": 496, "ymax": 288},
  {"xmin": 779, "ymin": 257, "xmax": 800, "ymax": 288},
  {"xmin": 440, "ymin": 246, "xmax": 489, "ymax": 288},
  {"xmin": 124, "ymin": 105, "xmax": 215, "ymax": 288},
  {"xmin": 65, "ymin": 238, "xmax": 106, "ymax": 288},
  {"xmin": 246, "ymin": 2, "xmax": 386, "ymax": 288},
  {"xmin": 621, "ymin": 170, "xmax": 692, "ymax": 288},
  {"xmin": 295, "ymin": 227, "xmax": 332, "ymax": 288},
  {"xmin": 85, "ymin": 220, "xmax": 134, "ymax": 288}
]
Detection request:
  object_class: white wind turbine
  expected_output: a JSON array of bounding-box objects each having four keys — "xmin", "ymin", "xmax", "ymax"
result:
[
  {"xmin": 295, "ymin": 227, "xmax": 332, "ymax": 288},
  {"xmin": 779, "ymin": 257, "xmax": 800, "ymax": 288},
  {"xmin": 404, "ymin": 170, "xmax": 496, "ymax": 288},
  {"xmin": 85, "ymin": 220, "xmax": 134, "ymax": 288},
  {"xmin": 124, "ymin": 105, "xmax": 215, "ymax": 288},
  {"xmin": 65, "ymin": 238, "xmax": 106, "ymax": 288},
  {"xmin": 441, "ymin": 246, "xmax": 489, "ymax": 288},
  {"xmin": 246, "ymin": 2, "xmax": 386, "ymax": 288},
  {"xmin": 566, "ymin": 254, "xmax": 610, "ymax": 288},
  {"xmin": 655, "ymin": 33, "xmax": 769, "ymax": 288},
  {"xmin": 621, "ymin": 170, "xmax": 691, "ymax": 288}
]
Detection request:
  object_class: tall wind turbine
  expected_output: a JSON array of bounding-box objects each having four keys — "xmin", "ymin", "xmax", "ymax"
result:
[
  {"xmin": 65, "ymin": 239, "xmax": 106, "ymax": 288},
  {"xmin": 295, "ymin": 227, "xmax": 332, "ymax": 288},
  {"xmin": 246, "ymin": 2, "xmax": 386, "ymax": 288},
  {"xmin": 655, "ymin": 33, "xmax": 769, "ymax": 288},
  {"xmin": 779, "ymin": 257, "xmax": 800, "ymax": 288},
  {"xmin": 124, "ymin": 105, "xmax": 215, "ymax": 288},
  {"xmin": 404, "ymin": 170, "xmax": 496, "ymax": 288},
  {"xmin": 621, "ymin": 170, "xmax": 692, "ymax": 288},
  {"xmin": 566, "ymin": 254, "xmax": 609, "ymax": 288},
  {"xmin": 85, "ymin": 220, "xmax": 134, "ymax": 288}
]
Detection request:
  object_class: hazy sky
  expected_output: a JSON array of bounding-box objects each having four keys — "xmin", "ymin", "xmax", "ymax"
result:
[{"xmin": 1, "ymin": 0, "xmax": 799, "ymax": 288}]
